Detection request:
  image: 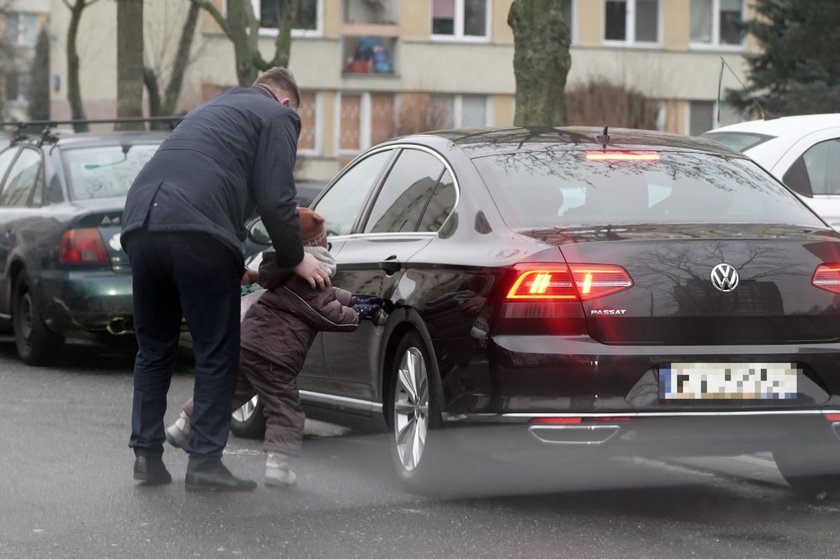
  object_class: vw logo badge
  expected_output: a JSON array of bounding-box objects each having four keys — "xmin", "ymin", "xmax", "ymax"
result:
[{"xmin": 710, "ymin": 263, "xmax": 739, "ymax": 293}]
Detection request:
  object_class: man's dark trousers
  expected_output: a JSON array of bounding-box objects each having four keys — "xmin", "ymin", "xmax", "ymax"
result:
[{"xmin": 125, "ymin": 231, "xmax": 241, "ymax": 472}]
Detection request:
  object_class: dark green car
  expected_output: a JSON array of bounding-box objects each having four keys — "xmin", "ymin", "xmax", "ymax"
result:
[{"xmin": 0, "ymin": 128, "xmax": 167, "ymax": 365}]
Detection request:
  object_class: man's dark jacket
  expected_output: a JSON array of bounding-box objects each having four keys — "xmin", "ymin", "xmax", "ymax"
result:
[{"xmin": 121, "ymin": 86, "xmax": 303, "ymax": 269}]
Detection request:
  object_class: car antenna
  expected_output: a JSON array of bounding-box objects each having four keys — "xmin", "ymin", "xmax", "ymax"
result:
[{"xmin": 595, "ymin": 126, "xmax": 610, "ymax": 150}]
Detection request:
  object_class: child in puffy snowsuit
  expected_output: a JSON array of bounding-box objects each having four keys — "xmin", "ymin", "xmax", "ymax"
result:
[{"xmin": 166, "ymin": 208, "xmax": 382, "ymax": 487}]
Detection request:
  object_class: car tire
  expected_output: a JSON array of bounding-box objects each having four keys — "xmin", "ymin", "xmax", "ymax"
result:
[
  {"xmin": 773, "ymin": 445, "xmax": 840, "ymax": 500},
  {"xmin": 12, "ymin": 270, "xmax": 65, "ymax": 366},
  {"xmin": 387, "ymin": 330, "xmax": 451, "ymax": 494},
  {"xmin": 231, "ymin": 395, "xmax": 266, "ymax": 439}
]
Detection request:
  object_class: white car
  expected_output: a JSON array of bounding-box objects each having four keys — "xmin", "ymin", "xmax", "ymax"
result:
[{"xmin": 704, "ymin": 114, "xmax": 840, "ymax": 229}]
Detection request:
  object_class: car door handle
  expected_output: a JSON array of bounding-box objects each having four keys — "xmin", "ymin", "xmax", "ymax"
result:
[{"xmin": 378, "ymin": 257, "xmax": 402, "ymax": 275}]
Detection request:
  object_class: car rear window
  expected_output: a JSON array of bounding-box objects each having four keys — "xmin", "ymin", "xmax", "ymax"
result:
[
  {"xmin": 472, "ymin": 150, "xmax": 825, "ymax": 229},
  {"xmin": 702, "ymin": 131, "xmax": 775, "ymax": 152},
  {"xmin": 63, "ymin": 144, "xmax": 160, "ymax": 200}
]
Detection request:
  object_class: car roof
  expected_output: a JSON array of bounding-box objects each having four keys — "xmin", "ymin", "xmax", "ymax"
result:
[
  {"xmin": 51, "ymin": 130, "xmax": 169, "ymax": 149},
  {"xmin": 709, "ymin": 114, "xmax": 840, "ymax": 137},
  {"xmin": 389, "ymin": 127, "xmax": 745, "ymax": 159},
  {"xmin": 11, "ymin": 130, "xmax": 169, "ymax": 150}
]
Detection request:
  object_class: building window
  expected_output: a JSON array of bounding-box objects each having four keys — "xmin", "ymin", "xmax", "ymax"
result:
[
  {"xmin": 250, "ymin": 0, "xmax": 321, "ymax": 35},
  {"xmin": 431, "ymin": 0, "xmax": 489, "ymax": 41},
  {"xmin": 604, "ymin": 0, "xmax": 659, "ymax": 44},
  {"xmin": 688, "ymin": 100, "xmax": 740, "ymax": 135},
  {"xmin": 431, "ymin": 94, "xmax": 490, "ymax": 128},
  {"xmin": 337, "ymin": 92, "xmax": 397, "ymax": 161},
  {"xmin": 343, "ymin": 36, "xmax": 397, "ymax": 75},
  {"xmin": 343, "ymin": 0, "xmax": 399, "ymax": 25},
  {"xmin": 690, "ymin": 0, "xmax": 743, "ymax": 47},
  {"xmin": 297, "ymin": 91, "xmax": 322, "ymax": 155},
  {"xmin": 370, "ymin": 93, "xmax": 396, "ymax": 144},
  {"xmin": 4, "ymin": 13, "xmax": 38, "ymax": 47},
  {"xmin": 5, "ymin": 73, "xmax": 31, "ymax": 103},
  {"xmin": 561, "ymin": 0, "xmax": 575, "ymax": 44}
]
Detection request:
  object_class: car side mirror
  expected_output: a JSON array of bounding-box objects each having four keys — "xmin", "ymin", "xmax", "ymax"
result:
[{"xmin": 246, "ymin": 217, "xmax": 272, "ymax": 245}]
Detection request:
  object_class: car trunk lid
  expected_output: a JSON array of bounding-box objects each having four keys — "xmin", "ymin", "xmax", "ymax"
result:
[
  {"xmin": 540, "ymin": 224, "xmax": 840, "ymax": 344},
  {"xmin": 67, "ymin": 199, "xmax": 128, "ymax": 272}
]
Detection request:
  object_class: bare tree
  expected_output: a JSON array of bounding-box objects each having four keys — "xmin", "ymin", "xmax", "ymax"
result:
[
  {"xmin": 116, "ymin": 0, "xmax": 144, "ymax": 130},
  {"xmin": 62, "ymin": 0, "xmax": 102, "ymax": 132},
  {"xmin": 28, "ymin": 26, "xmax": 50, "ymax": 120},
  {"xmin": 190, "ymin": 0, "xmax": 297, "ymax": 86},
  {"xmin": 508, "ymin": 0, "xmax": 571, "ymax": 127},
  {"xmin": 144, "ymin": 1, "xmax": 202, "ymax": 127},
  {"xmin": 565, "ymin": 79, "xmax": 658, "ymax": 130}
]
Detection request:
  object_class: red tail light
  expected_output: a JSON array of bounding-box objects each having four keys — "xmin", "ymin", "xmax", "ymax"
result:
[
  {"xmin": 825, "ymin": 414, "xmax": 840, "ymax": 421},
  {"xmin": 59, "ymin": 228, "xmax": 109, "ymax": 265},
  {"xmin": 531, "ymin": 417, "xmax": 582, "ymax": 425},
  {"xmin": 507, "ymin": 264, "xmax": 633, "ymax": 301},
  {"xmin": 530, "ymin": 416, "xmax": 632, "ymax": 425},
  {"xmin": 812, "ymin": 264, "xmax": 840, "ymax": 294},
  {"xmin": 585, "ymin": 151, "xmax": 660, "ymax": 161}
]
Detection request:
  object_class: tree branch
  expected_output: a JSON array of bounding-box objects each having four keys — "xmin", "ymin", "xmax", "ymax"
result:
[{"xmin": 189, "ymin": 0, "xmax": 231, "ymax": 38}]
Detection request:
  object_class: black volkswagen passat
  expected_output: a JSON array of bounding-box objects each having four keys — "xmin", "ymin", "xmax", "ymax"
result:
[{"xmin": 238, "ymin": 127, "xmax": 840, "ymax": 496}]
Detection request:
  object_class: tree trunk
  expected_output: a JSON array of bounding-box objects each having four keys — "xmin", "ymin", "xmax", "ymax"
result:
[
  {"xmin": 143, "ymin": 67, "xmax": 162, "ymax": 119},
  {"xmin": 508, "ymin": 0, "xmax": 571, "ymax": 127},
  {"xmin": 227, "ymin": 0, "xmax": 259, "ymax": 86},
  {"xmin": 262, "ymin": 0, "xmax": 297, "ymax": 70},
  {"xmin": 66, "ymin": 0, "xmax": 89, "ymax": 132},
  {"xmin": 192, "ymin": 0, "xmax": 295, "ymax": 86},
  {"xmin": 162, "ymin": 2, "xmax": 200, "ymax": 114},
  {"xmin": 116, "ymin": 0, "xmax": 144, "ymax": 130}
]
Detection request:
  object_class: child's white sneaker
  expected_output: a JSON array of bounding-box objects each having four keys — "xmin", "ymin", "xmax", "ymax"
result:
[
  {"xmin": 264, "ymin": 452, "xmax": 297, "ymax": 487},
  {"xmin": 165, "ymin": 411, "xmax": 191, "ymax": 449}
]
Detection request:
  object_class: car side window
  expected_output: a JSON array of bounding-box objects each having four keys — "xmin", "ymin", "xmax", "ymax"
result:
[
  {"xmin": 314, "ymin": 150, "xmax": 392, "ymax": 236},
  {"xmin": 417, "ymin": 169, "xmax": 456, "ymax": 232},
  {"xmin": 786, "ymin": 138, "xmax": 840, "ymax": 196},
  {"xmin": 364, "ymin": 149, "xmax": 445, "ymax": 234},
  {"xmin": 0, "ymin": 147, "xmax": 20, "ymax": 197},
  {"xmin": 0, "ymin": 149, "xmax": 41, "ymax": 208}
]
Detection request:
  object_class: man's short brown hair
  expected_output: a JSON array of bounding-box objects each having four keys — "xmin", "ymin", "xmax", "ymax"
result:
[{"xmin": 254, "ymin": 67, "xmax": 301, "ymax": 108}]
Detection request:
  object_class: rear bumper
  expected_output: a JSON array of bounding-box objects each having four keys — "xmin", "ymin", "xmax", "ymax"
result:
[
  {"xmin": 38, "ymin": 270, "xmax": 134, "ymax": 335},
  {"xmin": 441, "ymin": 333, "xmax": 840, "ymax": 415},
  {"xmin": 442, "ymin": 411, "xmax": 840, "ymax": 456}
]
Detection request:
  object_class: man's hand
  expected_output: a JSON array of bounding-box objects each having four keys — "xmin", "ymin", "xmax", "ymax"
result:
[
  {"xmin": 240, "ymin": 268, "xmax": 259, "ymax": 285},
  {"xmin": 294, "ymin": 251, "xmax": 331, "ymax": 289}
]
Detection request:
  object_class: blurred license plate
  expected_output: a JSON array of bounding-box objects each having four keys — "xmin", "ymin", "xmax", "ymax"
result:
[{"xmin": 659, "ymin": 362, "xmax": 798, "ymax": 400}]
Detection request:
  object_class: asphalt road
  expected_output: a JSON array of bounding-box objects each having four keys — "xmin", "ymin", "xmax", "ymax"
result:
[{"xmin": 1, "ymin": 337, "xmax": 839, "ymax": 559}]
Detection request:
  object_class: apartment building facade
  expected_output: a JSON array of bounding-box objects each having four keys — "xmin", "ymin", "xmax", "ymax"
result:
[
  {"xmin": 0, "ymin": 0, "xmax": 50, "ymax": 121},
  {"xmin": 47, "ymin": 0, "xmax": 758, "ymax": 181}
]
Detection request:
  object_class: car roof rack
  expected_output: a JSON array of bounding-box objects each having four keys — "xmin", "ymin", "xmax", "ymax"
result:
[{"xmin": 0, "ymin": 116, "xmax": 183, "ymax": 147}]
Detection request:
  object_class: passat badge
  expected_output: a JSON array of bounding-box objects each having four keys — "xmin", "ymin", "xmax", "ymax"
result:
[
  {"xmin": 590, "ymin": 309, "xmax": 626, "ymax": 316},
  {"xmin": 710, "ymin": 263, "xmax": 739, "ymax": 292}
]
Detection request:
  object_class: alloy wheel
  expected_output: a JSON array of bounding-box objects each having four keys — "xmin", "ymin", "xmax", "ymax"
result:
[
  {"xmin": 232, "ymin": 395, "xmax": 260, "ymax": 423},
  {"xmin": 393, "ymin": 346, "xmax": 430, "ymax": 473},
  {"xmin": 18, "ymin": 290, "xmax": 33, "ymax": 345}
]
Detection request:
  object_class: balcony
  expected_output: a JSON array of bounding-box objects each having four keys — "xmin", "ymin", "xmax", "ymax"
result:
[{"xmin": 342, "ymin": 0, "xmax": 399, "ymax": 76}]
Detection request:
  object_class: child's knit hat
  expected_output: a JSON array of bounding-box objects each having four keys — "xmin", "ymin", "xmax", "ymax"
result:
[{"xmin": 298, "ymin": 207, "xmax": 327, "ymax": 248}]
